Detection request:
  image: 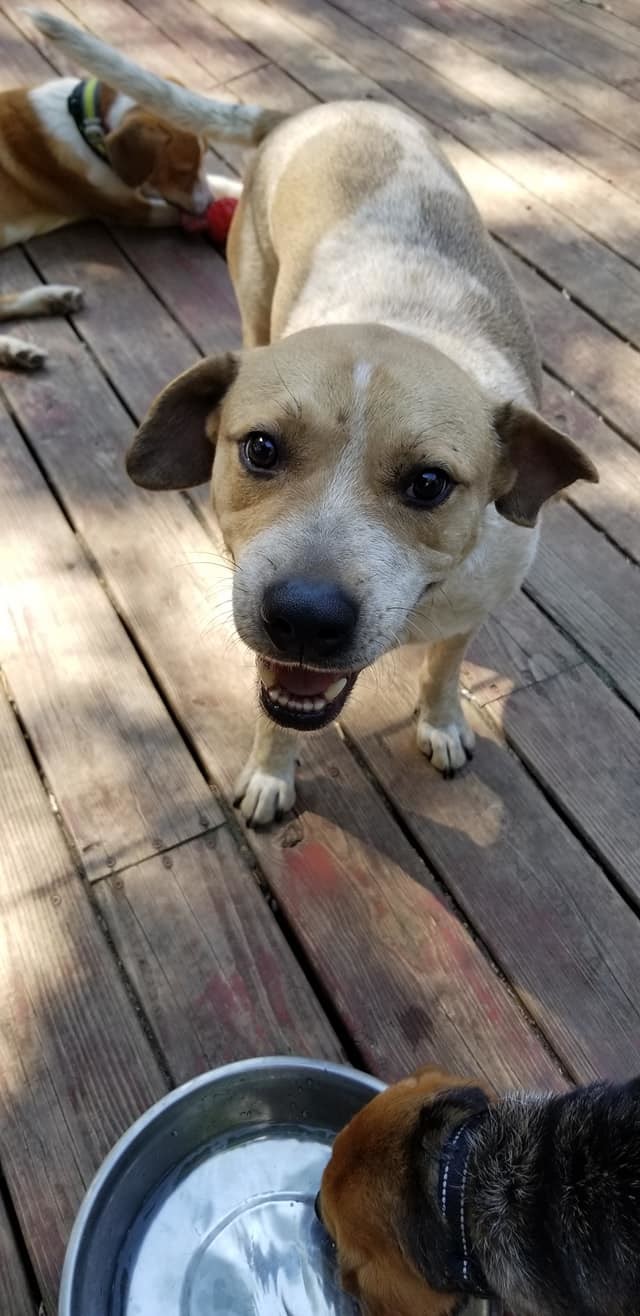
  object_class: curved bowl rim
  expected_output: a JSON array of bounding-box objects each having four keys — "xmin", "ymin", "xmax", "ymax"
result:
[{"xmin": 58, "ymin": 1055, "xmax": 386, "ymax": 1316}]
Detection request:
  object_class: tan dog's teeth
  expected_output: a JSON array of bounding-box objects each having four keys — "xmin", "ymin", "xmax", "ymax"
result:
[
  {"xmin": 325, "ymin": 677, "xmax": 347, "ymax": 701},
  {"xmin": 313, "ymin": 697, "xmax": 326, "ymax": 711},
  {"xmin": 259, "ymin": 660, "xmax": 276, "ymax": 689}
]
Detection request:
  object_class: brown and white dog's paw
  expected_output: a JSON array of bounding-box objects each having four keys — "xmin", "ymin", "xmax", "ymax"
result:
[
  {"xmin": 0, "ymin": 335, "xmax": 48, "ymax": 371},
  {"xmin": 234, "ymin": 759, "xmax": 296, "ymax": 828},
  {"xmin": 416, "ymin": 710, "xmax": 475, "ymax": 777},
  {"xmin": 42, "ymin": 284, "xmax": 84, "ymax": 314}
]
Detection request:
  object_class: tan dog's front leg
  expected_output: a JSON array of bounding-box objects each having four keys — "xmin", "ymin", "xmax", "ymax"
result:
[
  {"xmin": 234, "ymin": 711, "xmax": 297, "ymax": 827},
  {"xmin": 416, "ymin": 632, "xmax": 475, "ymax": 776}
]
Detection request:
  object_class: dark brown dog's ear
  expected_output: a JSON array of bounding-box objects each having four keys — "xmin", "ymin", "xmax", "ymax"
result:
[
  {"xmin": 494, "ymin": 401, "xmax": 598, "ymax": 527},
  {"xmin": 106, "ymin": 119, "xmax": 169, "ymax": 186},
  {"xmin": 436, "ymin": 1085, "xmax": 489, "ymax": 1120},
  {"xmin": 127, "ymin": 353, "xmax": 238, "ymax": 489}
]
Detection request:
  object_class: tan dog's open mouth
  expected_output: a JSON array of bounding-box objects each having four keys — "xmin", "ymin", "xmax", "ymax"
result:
[{"xmin": 257, "ymin": 658, "xmax": 359, "ymax": 730}]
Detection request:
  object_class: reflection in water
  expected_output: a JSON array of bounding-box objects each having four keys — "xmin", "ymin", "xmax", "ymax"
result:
[
  {"xmin": 120, "ymin": 1130, "xmax": 359, "ymax": 1316},
  {"xmin": 184, "ymin": 1196, "xmax": 356, "ymax": 1316}
]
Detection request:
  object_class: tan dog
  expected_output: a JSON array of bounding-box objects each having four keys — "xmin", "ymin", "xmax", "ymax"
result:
[
  {"xmin": 319, "ymin": 1065, "xmax": 640, "ymax": 1316},
  {"xmin": 34, "ymin": 15, "xmax": 598, "ymax": 824}
]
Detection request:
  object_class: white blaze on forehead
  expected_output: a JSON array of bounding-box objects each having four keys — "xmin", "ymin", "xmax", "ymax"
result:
[
  {"xmin": 320, "ymin": 358, "xmax": 373, "ymax": 512},
  {"xmin": 351, "ymin": 359, "xmax": 373, "ymax": 443}
]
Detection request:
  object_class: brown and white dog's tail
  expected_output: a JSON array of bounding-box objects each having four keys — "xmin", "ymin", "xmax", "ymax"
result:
[{"xmin": 27, "ymin": 9, "xmax": 285, "ymax": 145}]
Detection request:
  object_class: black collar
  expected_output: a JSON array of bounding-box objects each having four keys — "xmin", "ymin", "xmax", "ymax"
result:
[
  {"xmin": 438, "ymin": 1113, "xmax": 492, "ymax": 1297},
  {"xmin": 67, "ymin": 78, "xmax": 109, "ymax": 162}
]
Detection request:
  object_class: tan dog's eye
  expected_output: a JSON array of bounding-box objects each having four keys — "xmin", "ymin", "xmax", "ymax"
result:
[
  {"xmin": 241, "ymin": 431, "xmax": 280, "ymax": 474},
  {"xmin": 403, "ymin": 466, "xmax": 454, "ymax": 508}
]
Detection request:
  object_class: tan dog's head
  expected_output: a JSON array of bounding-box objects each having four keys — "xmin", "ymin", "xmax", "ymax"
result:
[
  {"xmin": 128, "ymin": 323, "xmax": 597, "ymax": 731},
  {"xmin": 105, "ymin": 108, "xmax": 209, "ymax": 213},
  {"xmin": 317, "ymin": 1066, "xmax": 491, "ymax": 1316}
]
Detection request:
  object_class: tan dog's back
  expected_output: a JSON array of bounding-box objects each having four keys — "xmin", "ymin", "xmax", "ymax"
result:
[{"xmin": 231, "ymin": 101, "xmax": 540, "ymax": 408}]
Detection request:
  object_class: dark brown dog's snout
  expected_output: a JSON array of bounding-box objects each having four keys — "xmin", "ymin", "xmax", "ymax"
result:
[{"xmin": 260, "ymin": 577, "xmax": 358, "ymax": 660}]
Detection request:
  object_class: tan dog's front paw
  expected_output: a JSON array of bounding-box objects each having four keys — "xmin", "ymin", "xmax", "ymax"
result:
[
  {"xmin": 416, "ymin": 710, "xmax": 475, "ymax": 777},
  {"xmin": 234, "ymin": 760, "xmax": 296, "ymax": 827}
]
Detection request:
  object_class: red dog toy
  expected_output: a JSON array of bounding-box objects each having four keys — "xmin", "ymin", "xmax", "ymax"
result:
[{"xmin": 180, "ymin": 196, "xmax": 238, "ymax": 247}]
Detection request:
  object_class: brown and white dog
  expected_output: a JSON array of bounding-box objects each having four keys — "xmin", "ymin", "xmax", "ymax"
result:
[
  {"xmin": 0, "ymin": 73, "xmax": 212, "ymax": 254},
  {"xmin": 0, "ymin": 55, "xmax": 218, "ymax": 370},
  {"xmin": 32, "ymin": 13, "xmax": 598, "ymax": 824},
  {"xmin": 318, "ymin": 1065, "xmax": 640, "ymax": 1316},
  {"xmin": 2, "ymin": 13, "xmax": 272, "ymax": 370}
]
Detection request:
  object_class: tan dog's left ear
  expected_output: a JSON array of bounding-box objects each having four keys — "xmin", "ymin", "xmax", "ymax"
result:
[
  {"xmin": 127, "ymin": 353, "xmax": 239, "ymax": 489},
  {"xmin": 493, "ymin": 401, "xmax": 598, "ymax": 527},
  {"xmin": 106, "ymin": 119, "xmax": 170, "ymax": 186}
]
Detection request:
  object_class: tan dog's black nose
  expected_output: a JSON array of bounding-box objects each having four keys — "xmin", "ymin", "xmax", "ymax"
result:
[{"xmin": 261, "ymin": 578, "xmax": 358, "ymax": 660}]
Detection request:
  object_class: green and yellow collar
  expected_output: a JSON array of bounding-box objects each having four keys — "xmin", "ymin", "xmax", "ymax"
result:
[{"xmin": 67, "ymin": 78, "xmax": 109, "ymax": 162}]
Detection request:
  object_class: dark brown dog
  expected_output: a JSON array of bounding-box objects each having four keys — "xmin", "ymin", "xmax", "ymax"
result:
[{"xmin": 318, "ymin": 1065, "xmax": 640, "ymax": 1316}]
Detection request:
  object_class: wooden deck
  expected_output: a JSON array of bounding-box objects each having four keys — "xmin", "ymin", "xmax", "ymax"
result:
[{"xmin": 2, "ymin": 0, "xmax": 640, "ymax": 1307}]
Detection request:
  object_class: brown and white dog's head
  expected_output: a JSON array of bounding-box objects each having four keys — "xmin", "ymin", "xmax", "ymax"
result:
[
  {"xmin": 317, "ymin": 1065, "xmax": 491, "ymax": 1316},
  {"xmin": 105, "ymin": 103, "xmax": 209, "ymax": 214},
  {"xmin": 127, "ymin": 322, "xmax": 596, "ymax": 730}
]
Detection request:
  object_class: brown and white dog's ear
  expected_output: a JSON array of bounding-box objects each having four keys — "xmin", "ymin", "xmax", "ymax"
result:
[
  {"xmin": 105, "ymin": 119, "xmax": 170, "ymax": 186},
  {"xmin": 126, "ymin": 353, "xmax": 239, "ymax": 489},
  {"xmin": 493, "ymin": 401, "xmax": 598, "ymax": 527}
]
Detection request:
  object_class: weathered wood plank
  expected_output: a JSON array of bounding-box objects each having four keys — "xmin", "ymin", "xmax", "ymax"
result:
[
  {"xmin": 196, "ymin": 0, "xmax": 389, "ymax": 102},
  {"xmin": 0, "ymin": 372, "xmax": 221, "ymax": 881},
  {"xmin": 464, "ymin": 591, "xmax": 580, "ymax": 707},
  {"xmin": 26, "ymin": 224, "xmax": 198, "ymax": 419},
  {"xmin": 115, "ymin": 226, "xmax": 242, "ymax": 354},
  {"xmin": 0, "ymin": 8, "xmax": 57, "ymax": 84},
  {"xmin": 247, "ymin": 0, "xmax": 640, "ymax": 268},
  {"xmin": 541, "ymin": 376, "xmax": 640, "ymax": 565},
  {"xmin": 388, "ymin": 0, "xmax": 640, "ymax": 150},
  {"xmin": 452, "ymin": 0, "xmax": 640, "ymax": 84},
  {"xmin": 96, "ymin": 826, "xmax": 342, "ymax": 1079},
  {"xmin": 0, "ymin": 1195, "xmax": 36, "ymax": 1316},
  {"xmin": 342, "ymin": 653, "xmax": 640, "ymax": 1083},
  {"xmin": 504, "ymin": 247, "xmax": 640, "ymax": 445},
  {"xmin": 0, "ymin": 688, "xmax": 166, "ymax": 1310},
  {"xmin": 487, "ymin": 664, "xmax": 640, "ymax": 905},
  {"xmin": 125, "ymin": 0, "xmax": 268, "ymax": 83},
  {"xmin": 527, "ymin": 500, "xmax": 640, "ymax": 714},
  {"xmin": 49, "ymin": 0, "xmax": 220, "ymax": 89},
  {"xmin": 326, "ymin": 0, "xmax": 640, "ymax": 205},
  {"xmin": 551, "ymin": 0, "xmax": 640, "ymax": 35},
  {"xmin": 0, "ymin": 265, "xmax": 561, "ymax": 1089}
]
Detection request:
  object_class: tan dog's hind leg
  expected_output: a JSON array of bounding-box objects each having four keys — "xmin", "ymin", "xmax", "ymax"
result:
[
  {"xmin": 234, "ymin": 711, "xmax": 297, "ymax": 827},
  {"xmin": 416, "ymin": 632, "xmax": 475, "ymax": 776}
]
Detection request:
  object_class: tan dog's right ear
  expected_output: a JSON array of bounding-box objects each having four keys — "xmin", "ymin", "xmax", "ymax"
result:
[{"xmin": 126, "ymin": 353, "xmax": 238, "ymax": 489}]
